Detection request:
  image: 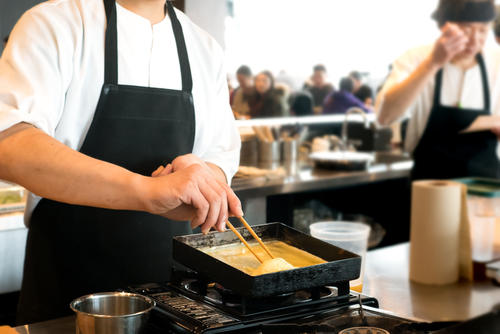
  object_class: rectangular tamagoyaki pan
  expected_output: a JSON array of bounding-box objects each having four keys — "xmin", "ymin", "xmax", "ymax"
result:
[{"xmin": 173, "ymin": 223, "xmax": 361, "ymax": 298}]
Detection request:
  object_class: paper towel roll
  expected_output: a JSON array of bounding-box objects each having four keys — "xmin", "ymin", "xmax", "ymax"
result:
[{"xmin": 409, "ymin": 180, "xmax": 472, "ymax": 285}]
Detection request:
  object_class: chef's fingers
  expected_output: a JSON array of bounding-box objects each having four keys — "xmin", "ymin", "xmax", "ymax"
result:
[
  {"xmin": 199, "ymin": 178, "xmax": 228, "ymax": 232},
  {"xmin": 442, "ymin": 22, "xmax": 462, "ymax": 38},
  {"xmin": 446, "ymin": 38, "xmax": 468, "ymax": 56},
  {"xmin": 197, "ymin": 179, "xmax": 224, "ymax": 234},
  {"xmin": 433, "ymin": 35, "xmax": 467, "ymax": 65},
  {"xmin": 446, "ymin": 33, "xmax": 468, "ymax": 47},
  {"xmin": 217, "ymin": 179, "xmax": 243, "ymax": 217},
  {"xmin": 158, "ymin": 164, "xmax": 173, "ymax": 176},
  {"xmin": 152, "ymin": 164, "xmax": 174, "ymax": 178},
  {"xmin": 217, "ymin": 190, "xmax": 228, "ymax": 231},
  {"xmin": 445, "ymin": 33, "xmax": 467, "ymax": 45},
  {"xmin": 439, "ymin": 24, "xmax": 467, "ymax": 51},
  {"xmin": 209, "ymin": 179, "xmax": 228, "ymax": 232},
  {"xmin": 189, "ymin": 188, "xmax": 210, "ymax": 231},
  {"xmin": 441, "ymin": 27, "xmax": 467, "ymax": 46},
  {"xmin": 151, "ymin": 165, "xmax": 164, "ymax": 177}
]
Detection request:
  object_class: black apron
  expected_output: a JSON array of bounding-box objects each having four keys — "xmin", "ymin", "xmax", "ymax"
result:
[
  {"xmin": 412, "ymin": 54, "xmax": 500, "ymax": 180},
  {"xmin": 17, "ymin": 0, "xmax": 194, "ymax": 324}
]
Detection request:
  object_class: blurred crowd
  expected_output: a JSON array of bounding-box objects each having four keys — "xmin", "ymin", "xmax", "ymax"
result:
[
  {"xmin": 228, "ymin": 64, "xmax": 376, "ymax": 120},
  {"xmin": 229, "ymin": 7, "xmax": 500, "ymax": 121}
]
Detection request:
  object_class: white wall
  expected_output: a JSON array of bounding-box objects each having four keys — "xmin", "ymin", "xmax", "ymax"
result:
[
  {"xmin": 184, "ymin": 0, "xmax": 229, "ymax": 49},
  {"xmin": 225, "ymin": 0, "xmax": 440, "ymax": 86},
  {"xmin": 186, "ymin": 0, "xmax": 500, "ymax": 89}
]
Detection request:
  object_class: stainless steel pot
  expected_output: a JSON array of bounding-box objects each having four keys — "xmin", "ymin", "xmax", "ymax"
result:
[{"xmin": 70, "ymin": 292, "xmax": 155, "ymax": 334}]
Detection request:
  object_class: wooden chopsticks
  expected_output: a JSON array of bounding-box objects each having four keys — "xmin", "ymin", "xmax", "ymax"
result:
[
  {"xmin": 225, "ymin": 220, "xmax": 264, "ymax": 263},
  {"xmin": 225, "ymin": 218, "xmax": 276, "ymax": 263},
  {"xmin": 238, "ymin": 217, "xmax": 275, "ymax": 260}
]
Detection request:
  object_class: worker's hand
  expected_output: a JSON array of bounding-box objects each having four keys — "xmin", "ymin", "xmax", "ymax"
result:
[
  {"xmin": 171, "ymin": 154, "xmax": 209, "ymax": 173},
  {"xmin": 155, "ymin": 154, "xmax": 228, "ymax": 184},
  {"xmin": 430, "ymin": 23, "xmax": 468, "ymax": 69},
  {"xmin": 491, "ymin": 125, "xmax": 500, "ymax": 140},
  {"xmin": 152, "ymin": 164, "xmax": 173, "ymax": 177},
  {"xmin": 150, "ymin": 155, "xmax": 242, "ymax": 233}
]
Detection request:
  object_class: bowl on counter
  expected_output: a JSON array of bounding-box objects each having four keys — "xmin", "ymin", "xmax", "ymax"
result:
[
  {"xmin": 70, "ymin": 292, "xmax": 155, "ymax": 334},
  {"xmin": 309, "ymin": 151, "xmax": 375, "ymax": 171}
]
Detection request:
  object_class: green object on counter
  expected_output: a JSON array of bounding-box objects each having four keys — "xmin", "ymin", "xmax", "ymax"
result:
[
  {"xmin": 0, "ymin": 193, "xmax": 22, "ymax": 204},
  {"xmin": 454, "ymin": 177, "xmax": 500, "ymax": 198}
]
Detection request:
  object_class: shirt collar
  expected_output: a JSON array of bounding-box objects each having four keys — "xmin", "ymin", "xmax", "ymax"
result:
[{"xmin": 116, "ymin": 2, "xmax": 170, "ymax": 28}]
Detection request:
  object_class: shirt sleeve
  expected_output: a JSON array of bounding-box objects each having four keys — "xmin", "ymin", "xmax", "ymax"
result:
[
  {"xmin": 0, "ymin": 4, "xmax": 75, "ymax": 136},
  {"xmin": 200, "ymin": 47, "xmax": 241, "ymax": 185}
]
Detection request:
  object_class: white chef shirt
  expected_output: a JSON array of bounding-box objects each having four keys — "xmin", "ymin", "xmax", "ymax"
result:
[
  {"xmin": 377, "ymin": 44, "xmax": 500, "ymax": 155},
  {"xmin": 0, "ymin": 0, "xmax": 241, "ymax": 222}
]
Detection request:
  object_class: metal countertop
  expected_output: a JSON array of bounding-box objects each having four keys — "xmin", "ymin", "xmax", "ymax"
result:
[
  {"xmin": 232, "ymin": 151, "xmax": 413, "ymax": 198},
  {"xmin": 363, "ymin": 243, "xmax": 500, "ymax": 322}
]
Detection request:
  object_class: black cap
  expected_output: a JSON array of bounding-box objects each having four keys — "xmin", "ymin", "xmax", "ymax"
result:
[
  {"xmin": 432, "ymin": 0, "xmax": 496, "ymax": 26},
  {"xmin": 494, "ymin": 5, "xmax": 500, "ymax": 37}
]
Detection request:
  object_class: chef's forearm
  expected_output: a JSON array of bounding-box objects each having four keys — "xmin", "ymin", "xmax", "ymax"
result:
[
  {"xmin": 378, "ymin": 57, "xmax": 439, "ymax": 125},
  {"xmin": 0, "ymin": 124, "xmax": 149, "ymax": 212}
]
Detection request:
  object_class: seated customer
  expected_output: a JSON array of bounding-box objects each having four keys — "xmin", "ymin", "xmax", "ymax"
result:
[
  {"xmin": 249, "ymin": 71, "xmax": 288, "ymax": 118},
  {"xmin": 231, "ymin": 65, "xmax": 254, "ymax": 119},
  {"xmin": 289, "ymin": 91, "xmax": 314, "ymax": 116},
  {"xmin": 323, "ymin": 77, "xmax": 370, "ymax": 114},
  {"xmin": 303, "ymin": 64, "xmax": 334, "ymax": 112},
  {"xmin": 354, "ymin": 84, "xmax": 375, "ymax": 109},
  {"xmin": 349, "ymin": 70, "xmax": 363, "ymax": 93}
]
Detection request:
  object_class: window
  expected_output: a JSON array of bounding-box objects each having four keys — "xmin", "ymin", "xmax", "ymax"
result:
[{"xmin": 225, "ymin": 0, "xmax": 498, "ymax": 86}]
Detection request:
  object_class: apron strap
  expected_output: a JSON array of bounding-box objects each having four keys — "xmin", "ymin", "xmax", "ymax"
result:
[
  {"xmin": 104, "ymin": 0, "xmax": 118, "ymax": 85},
  {"xmin": 166, "ymin": 1, "xmax": 193, "ymax": 93},
  {"xmin": 433, "ymin": 67, "xmax": 443, "ymax": 108},
  {"xmin": 476, "ymin": 53, "xmax": 491, "ymax": 112},
  {"xmin": 433, "ymin": 53, "xmax": 490, "ymax": 112},
  {"xmin": 103, "ymin": 0, "xmax": 193, "ymax": 93}
]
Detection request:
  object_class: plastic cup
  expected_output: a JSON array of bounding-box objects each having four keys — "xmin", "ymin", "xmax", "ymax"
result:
[
  {"xmin": 467, "ymin": 195, "xmax": 500, "ymax": 262},
  {"xmin": 310, "ymin": 221, "xmax": 370, "ymax": 293}
]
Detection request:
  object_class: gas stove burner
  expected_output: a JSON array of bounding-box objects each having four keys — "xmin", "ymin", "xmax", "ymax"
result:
[
  {"xmin": 127, "ymin": 273, "xmax": 388, "ymax": 333},
  {"xmin": 212, "ymin": 282, "xmax": 296, "ymax": 307},
  {"xmin": 128, "ymin": 274, "xmax": 481, "ymax": 334},
  {"xmin": 339, "ymin": 327, "xmax": 390, "ymax": 334},
  {"xmin": 181, "ymin": 278, "xmax": 337, "ymax": 308}
]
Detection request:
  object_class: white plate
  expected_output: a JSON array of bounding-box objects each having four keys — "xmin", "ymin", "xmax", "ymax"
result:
[{"xmin": 309, "ymin": 151, "xmax": 375, "ymax": 163}]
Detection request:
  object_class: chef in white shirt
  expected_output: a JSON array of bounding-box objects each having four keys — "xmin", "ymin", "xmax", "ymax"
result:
[
  {"xmin": 378, "ymin": 0, "xmax": 500, "ymax": 180},
  {"xmin": 0, "ymin": 0, "xmax": 242, "ymax": 324}
]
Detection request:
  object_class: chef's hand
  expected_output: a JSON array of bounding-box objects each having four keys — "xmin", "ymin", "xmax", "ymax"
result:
[
  {"xmin": 430, "ymin": 23, "xmax": 468, "ymax": 68},
  {"xmin": 171, "ymin": 154, "xmax": 227, "ymax": 181},
  {"xmin": 155, "ymin": 154, "xmax": 230, "ymax": 186},
  {"xmin": 492, "ymin": 125, "xmax": 500, "ymax": 140},
  {"xmin": 151, "ymin": 155, "xmax": 243, "ymax": 233}
]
